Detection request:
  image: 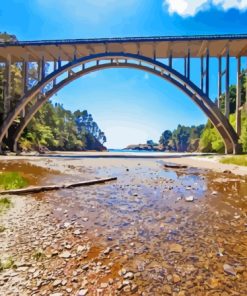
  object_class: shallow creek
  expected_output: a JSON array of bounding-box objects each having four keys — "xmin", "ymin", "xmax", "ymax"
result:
[{"xmin": 0, "ymin": 158, "xmax": 247, "ymax": 295}]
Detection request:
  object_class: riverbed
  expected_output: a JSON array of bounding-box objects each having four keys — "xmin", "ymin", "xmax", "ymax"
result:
[{"xmin": 0, "ymin": 157, "xmax": 247, "ymax": 295}]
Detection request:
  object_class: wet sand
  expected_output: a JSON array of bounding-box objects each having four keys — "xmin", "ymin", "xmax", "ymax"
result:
[
  {"xmin": 1, "ymin": 152, "xmax": 247, "ymax": 176},
  {"xmin": 0, "ymin": 157, "xmax": 247, "ymax": 295}
]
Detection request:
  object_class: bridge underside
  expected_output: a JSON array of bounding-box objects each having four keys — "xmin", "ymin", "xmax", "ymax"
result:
[{"xmin": 0, "ymin": 35, "xmax": 247, "ymax": 154}]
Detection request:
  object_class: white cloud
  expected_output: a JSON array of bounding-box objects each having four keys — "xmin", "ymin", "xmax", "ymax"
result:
[
  {"xmin": 163, "ymin": 0, "xmax": 247, "ymax": 16},
  {"xmin": 213, "ymin": 0, "xmax": 247, "ymax": 10}
]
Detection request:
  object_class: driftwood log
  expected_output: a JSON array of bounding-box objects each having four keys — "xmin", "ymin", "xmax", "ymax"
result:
[
  {"xmin": 0, "ymin": 177, "xmax": 117, "ymax": 195},
  {"xmin": 164, "ymin": 164, "xmax": 188, "ymax": 169}
]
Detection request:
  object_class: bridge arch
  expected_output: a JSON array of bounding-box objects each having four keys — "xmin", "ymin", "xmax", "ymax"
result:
[{"xmin": 0, "ymin": 52, "xmax": 240, "ymax": 154}]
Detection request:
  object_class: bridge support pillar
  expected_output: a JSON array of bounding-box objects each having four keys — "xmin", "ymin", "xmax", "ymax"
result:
[
  {"xmin": 205, "ymin": 49, "xmax": 209, "ymax": 96},
  {"xmin": 22, "ymin": 60, "xmax": 28, "ymax": 94},
  {"xmin": 225, "ymin": 49, "xmax": 230, "ymax": 118},
  {"xmin": 53, "ymin": 59, "xmax": 57, "ymax": 86},
  {"xmin": 236, "ymin": 57, "xmax": 242, "ymax": 136},
  {"xmin": 200, "ymin": 56, "xmax": 204, "ymax": 90},
  {"xmin": 218, "ymin": 56, "xmax": 222, "ymax": 109},
  {"xmin": 4, "ymin": 55, "xmax": 11, "ymax": 119}
]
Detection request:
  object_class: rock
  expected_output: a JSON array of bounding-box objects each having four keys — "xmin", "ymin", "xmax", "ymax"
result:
[
  {"xmin": 163, "ymin": 284, "xmax": 172, "ymax": 294},
  {"xmin": 78, "ymin": 289, "xmax": 88, "ymax": 296},
  {"xmin": 208, "ymin": 278, "xmax": 219, "ymax": 288},
  {"xmin": 117, "ymin": 283, "xmax": 124, "ymax": 290},
  {"xmin": 173, "ymin": 274, "xmax": 181, "ymax": 283},
  {"xmin": 53, "ymin": 279, "xmax": 62, "ymax": 287},
  {"xmin": 169, "ymin": 243, "xmax": 183, "ymax": 253},
  {"xmin": 50, "ymin": 293, "xmax": 63, "ymax": 296},
  {"xmin": 64, "ymin": 222, "xmax": 71, "ymax": 228},
  {"xmin": 122, "ymin": 280, "xmax": 130, "ymax": 286},
  {"xmin": 74, "ymin": 229, "xmax": 81, "ymax": 235},
  {"xmin": 77, "ymin": 245, "xmax": 87, "ymax": 253},
  {"xmin": 119, "ymin": 268, "xmax": 127, "ymax": 276},
  {"xmin": 131, "ymin": 284, "xmax": 138, "ymax": 293},
  {"xmin": 223, "ymin": 264, "xmax": 237, "ymax": 276},
  {"xmin": 103, "ymin": 247, "xmax": 112, "ymax": 255},
  {"xmin": 59, "ymin": 251, "xmax": 71, "ymax": 258},
  {"xmin": 185, "ymin": 196, "xmax": 194, "ymax": 202},
  {"xmin": 80, "ymin": 279, "xmax": 88, "ymax": 288},
  {"xmin": 223, "ymin": 170, "xmax": 232, "ymax": 174},
  {"xmin": 100, "ymin": 282, "xmax": 108, "ymax": 288},
  {"xmin": 124, "ymin": 272, "xmax": 134, "ymax": 280},
  {"xmin": 82, "ymin": 264, "xmax": 89, "ymax": 271},
  {"xmin": 212, "ymin": 191, "xmax": 218, "ymax": 195}
]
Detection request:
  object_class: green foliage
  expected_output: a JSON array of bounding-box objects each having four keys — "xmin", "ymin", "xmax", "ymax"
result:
[
  {"xmin": 220, "ymin": 155, "xmax": 247, "ymax": 167},
  {"xmin": 200, "ymin": 110, "xmax": 247, "ymax": 153},
  {"xmin": 199, "ymin": 121, "xmax": 224, "ymax": 153},
  {"xmin": 32, "ymin": 250, "xmax": 46, "ymax": 261},
  {"xmin": 218, "ymin": 74, "xmax": 246, "ymax": 114},
  {"xmin": 0, "ymin": 225, "xmax": 6, "ymax": 232},
  {"xmin": 159, "ymin": 130, "xmax": 172, "ymax": 147},
  {"xmin": 160, "ymin": 125, "xmax": 204, "ymax": 152},
  {"xmin": 240, "ymin": 110, "xmax": 247, "ymax": 152},
  {"xmin": 0, "ymin": 197, "xmax": 12, "ymax": 214},
  {"xmin": 0, "ymin": 172, "xmax": 28, "ymax": 190},
  {"xmin": 19, "ymin": 102, "xmax": 106, "ymax": 151},
  {"xmin": 0, "ymin": 257, "xmax": 15, "ymax": 271}
]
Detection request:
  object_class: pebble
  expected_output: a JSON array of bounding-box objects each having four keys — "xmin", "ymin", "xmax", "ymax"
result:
[
  {"xmin": 185, "ymin": 196, "xmax": 194, "ymax": 202},
  {"xmin": 78, "ymin": 289, "xmax": 88, "ymax": 296},
  {"xmin": 124, "ymin": 272, "xmax": 134, "ymax": 280},
  {"xmin": 52, "ymin": 279, "xmax": 62, "ymax": 287},
  {"xmin": 103, "ymin": 247, "xmax": 112, "ymax": 255},
  {"xmin": 223, "ymin": 264, "xmax": 237, "ymax": 276},
  {"xmin": 74, "ymin": 229, "xmax": 81, "ymax": 235},
  {"xmin": 59, "ymin": 251, "xmax": 71, "ymax": 258},
  {"xmin": 169, "ymin": 243, "xmax": 183, "ymax": 253}
]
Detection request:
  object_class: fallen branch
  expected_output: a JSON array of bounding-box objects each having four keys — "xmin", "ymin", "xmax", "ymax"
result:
[
  {"xmin": 0, "ymin": 177, "xmax": 117, "ymax": 195},
  {"xmin": 164, "ymin": 164, "xmax": 188, "ymax": 169}
]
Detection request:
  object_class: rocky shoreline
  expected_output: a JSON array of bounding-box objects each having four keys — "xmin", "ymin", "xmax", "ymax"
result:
[{"xmin": 0, "ymin": 157, "xmax": 247, "ymax": 295}]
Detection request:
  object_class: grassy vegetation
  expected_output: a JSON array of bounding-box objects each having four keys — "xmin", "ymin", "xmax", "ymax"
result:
[
  {"xmin": 0, "ymin": 225, "xmax": 6, "ymax": 232},
  {"xmin": 0, "ymin": 197, "xmax": 12, "ymax": 214},
  {"xmin": 32, "ymin": 250, "xmax": 46, "ymax": 261},
  {"xmin": 220, "ymin": 155, "xmax": 247, "ymax": 167},
  {"xmin": 0, "ymin": 257, "xmax": 15, "ymax": 271},
  {"xmin": 0, "ymin": 172, "xmax": 28, "ymax": 190}
]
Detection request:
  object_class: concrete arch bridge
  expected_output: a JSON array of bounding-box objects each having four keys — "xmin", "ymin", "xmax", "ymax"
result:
[{"xmin": 0, "ymin": 34, "xmax": 247, "ymax": 153}]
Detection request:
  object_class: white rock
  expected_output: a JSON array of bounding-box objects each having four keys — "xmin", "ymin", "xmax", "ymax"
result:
[
  {"xmin": 78, "ymin": 289, "xmax": 88, "ymax": 296},
  {"xmin": 59, "ymin": 251, "xmax": 71, "ymax": 258},
  {"xmin": 185, "ymin": 196, "xmax": 194, "ymax": 202}
]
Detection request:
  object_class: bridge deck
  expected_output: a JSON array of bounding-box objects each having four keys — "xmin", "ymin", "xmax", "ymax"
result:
[{"xmin": 0, "ymin": 34, "xmax": 247, "ymax": 62}]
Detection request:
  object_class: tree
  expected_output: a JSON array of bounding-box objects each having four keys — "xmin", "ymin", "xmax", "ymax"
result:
[{"xmin": 159, "ymin": 130, "xmax": 172, "ymax": 148}]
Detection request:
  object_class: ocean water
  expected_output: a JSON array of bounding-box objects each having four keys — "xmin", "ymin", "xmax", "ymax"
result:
[{"xmin": 108, "ymin": 149, "xmax": 157, "ymax": 153}]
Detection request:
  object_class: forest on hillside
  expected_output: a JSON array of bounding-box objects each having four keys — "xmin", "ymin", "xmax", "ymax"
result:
[{"xmin": 160, "ymin": 75, "xmax": 247, "ymax": 153}]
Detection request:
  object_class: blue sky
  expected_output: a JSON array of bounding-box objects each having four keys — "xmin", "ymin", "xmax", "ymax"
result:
[{"xmin": 1, "ymin": 0, "xmax": 247, "ymax": 148}]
